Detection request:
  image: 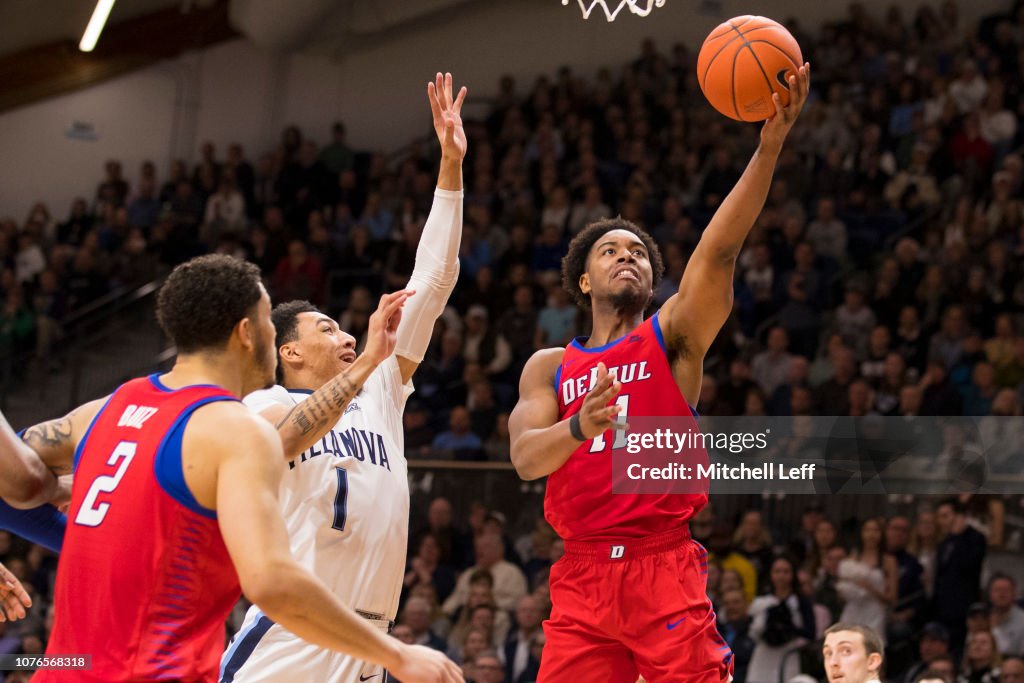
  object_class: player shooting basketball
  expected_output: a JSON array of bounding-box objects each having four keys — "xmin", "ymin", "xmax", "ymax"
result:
[
  {"xmin": 509, "ymin": 64, "xmax": 810, "ymax": 681},
  {"xmin": 220, "ymin": 71, "xmax": 466, "ymax": 683}
]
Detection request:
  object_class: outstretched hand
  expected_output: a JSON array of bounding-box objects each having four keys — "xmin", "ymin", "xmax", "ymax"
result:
[
  {"xmin": 427, "ymin": 72, "xmax": 467, "ymax": 161},
  {"xmin": 363, "ymin": 290, "xmax": 414, "ymax": 365},
  {"xmin": 0, "ymin": 561, "xmax": 30, "ymax": 622},
  {"xmin": 761, "ymin": 62, "xmax": 810, "ymax": 152}
]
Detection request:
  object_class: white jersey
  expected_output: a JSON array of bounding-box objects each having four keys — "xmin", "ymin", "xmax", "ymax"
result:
[{"xmin": 220, "ymin": 356, "xmax": 413, "ymax": 683}]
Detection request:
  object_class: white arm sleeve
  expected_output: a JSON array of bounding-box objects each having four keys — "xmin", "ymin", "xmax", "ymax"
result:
[{"xmin": 394, "ymin": 187, "xmax": 463, "ymax": 363}]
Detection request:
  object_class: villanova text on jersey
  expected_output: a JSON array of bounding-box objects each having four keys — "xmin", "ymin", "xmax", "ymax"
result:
[{"xmin": 288, "ymin": 422, "xmax": 392, "ymax": 472}]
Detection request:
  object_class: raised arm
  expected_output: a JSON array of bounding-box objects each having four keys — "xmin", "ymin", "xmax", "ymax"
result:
[
  {"xmin": 2, "ymin": 397, "xmax": 106, "ymax": 508},
  {"xmin": 200, "ymin": 405, "xmax": 461, "ymax": 683},
  {"xmin": 659, "ymin": 64, "xmax": 810, "ymax": 358},
  {"xmin": 268, "ymin": 291, "xmax": 410, "ymax": 458},
  {"xmin": 509, "ymin": 351, "xmax": 622, "ymax": 481},
  {"xmin": 395, "ymin": 72, "xmax": 467, "ymax": 385}
]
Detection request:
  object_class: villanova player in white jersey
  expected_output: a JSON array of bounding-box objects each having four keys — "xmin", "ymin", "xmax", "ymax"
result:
[{"xmin": 221, "ymin": 72, "xmax": 467, "ymax": 683}]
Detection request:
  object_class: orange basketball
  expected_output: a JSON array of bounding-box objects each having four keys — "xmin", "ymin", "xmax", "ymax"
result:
[{"xmin": 696, "ymin": 15, "xmax": 803, "ymax": 122}]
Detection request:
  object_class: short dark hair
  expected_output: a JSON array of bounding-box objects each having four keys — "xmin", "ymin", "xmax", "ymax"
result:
[
  {"xmin": 561, "ymin": 217, "xmax": 664, "ymax": 309},
  {"xmin": 468, "ymin": 569, "xmax": 494, "ymax": 587},
  {"xmin": 156, "ymin": 255, "xmax": 262, "ymax": 354},
  {"xmin": 270, "ymin": 300, "xmax": 321, "ymax": 383},
  {"xmin": 988, "ymin": 572, "xmax": 1017, "ymax": 592},
  {"xmin": 914, "ymin": 671, "xmax": 951, "ymax": 683},
  {"xmin": 937, "ymin": 497, "xmax": 966, "ymax": 515},
  {"xmin": 824, "ymin": 622, "xmax": 885, "ymax": 660}
]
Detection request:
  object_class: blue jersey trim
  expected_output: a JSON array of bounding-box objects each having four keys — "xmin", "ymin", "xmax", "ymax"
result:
[
  {"xmin": 569, "ymin": 329, "xmax": 630, "ymax": 354},
  {"xmin": 153, "ymin": 396, "xmax": 236, "ymax": 520},
  {"xmin": 285, "ymin": 388, "xmax": 314, "ymax": 395},
  {"xmin": 652, "ymin": 310, "xmax": 667, "ymax": 355},
  {"xmin": 220, "ymin": 612, "xmax": 274, "ymax": 682},
  {"xmin": 0, "ymin": 499, "xmax": 66, "ymax": 553},
  {"xmin": 73, "ymin": 395, "xmax": 115, "ymax": 472},
  {"xmin": 553, "ymin": 364, "xmax": 562, "ymax": 393},
  {"xmin": 148, "ymin": 374, "xmax": 224, "ymax": 393}
]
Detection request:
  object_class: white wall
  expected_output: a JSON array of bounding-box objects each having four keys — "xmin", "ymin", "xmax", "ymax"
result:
[
  {"xmin": 0, "ymin": 0, "xmax": 1009, "ymax": 221},
  {"xmin": 0, "ymin": 67, "xmax": 177, "ymax": 221}
]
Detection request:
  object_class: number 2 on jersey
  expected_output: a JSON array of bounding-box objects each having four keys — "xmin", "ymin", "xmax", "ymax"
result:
[
  {"xmin": 332, "ymin": 467, "xmax": 349, "ymax": 531},
  {"xmin": 75, "ymin": 441, "xmax": 137, "ymax": 527},
  {"xmin": 589, "ymin": 395, "xmax": 630, "ymax": 452}
]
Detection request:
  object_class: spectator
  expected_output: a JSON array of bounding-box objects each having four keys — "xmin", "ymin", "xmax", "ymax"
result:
[
  {"xmin": 747, "ymin": 556, "xmax": 816, "ymax": 683},
  {"xmin": 822, "ymin": 623, "xmax": 886, "ymax": 683},
  {"xmin": 404, "ymin": 532, "xmax": 457, "ymax": 605},
  {"xmin": 806, "ymin": 197, "xmax": 848, "ymax": 263},
  {"xmin": 502, "ymin": 595, "xmax": 543, "ymax": 683},
  {"xmin": 719, "ymin": 588, "xmax": 756, "ymax": 683},
  {"xmin": 463, "ymin": 305, "xmax": 512, "ymax": 379},
  {"xmin": 472, "ymin": 650, "xmax": 505, "ymax": 683},
  {"xmin": 273, "ymin": 240, "xmax": 324, "ymax": 306},
  {"xmin": 708, "ymin": 521, "xmax": 758, "ymax": 604},
  {"xmin": 904, "ymin": 623, "xmax": 953, "ymax": 683},
  {"xmin": 934, "ymin": 498, "xmax": 987, "ymax": 655},
  {"xmin": 886, "ymin": 515, "xmax": 927, "ymax": 631},
  {"xmin": 989, "ymin": 574, "xmax": 1024, "ymax": 656},
  {"xmin": 534, "ymin": 285, "xmax": 577, "ymax": 349},
  {"xmin": 399, "ymin": 596, "xmax": 447, "ymax": 652},
  {"xmin": 751, "ymin": 326, "xmax": 794, "ymax": 397},
  {"xmin": 837, "ymin": 518, "xmax": 898, "ymax": 640},
  {"xmin": 958, "ymin": 631, "xmax": 1001, "ymax": 683},
  {"xmin": 431, "ymin": 406, "xmax": 484, "ymax": 460},
  {"xmin": 443, "ymin": 534, "xmax": 527, "ymax": 615},
  {"xmin": 319, "ymin": 121, "xmax": 354, "ymax": 174}
]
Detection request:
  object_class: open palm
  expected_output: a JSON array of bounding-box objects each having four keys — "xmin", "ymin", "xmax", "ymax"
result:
[{"xmin": 427, "ymin": 72, "xmax": 467, "ymax": 161}]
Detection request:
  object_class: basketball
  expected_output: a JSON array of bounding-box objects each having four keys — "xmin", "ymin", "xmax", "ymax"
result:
[{"xmin": 697, "ymin": 15, "xmax": 803, "ymax": 122}]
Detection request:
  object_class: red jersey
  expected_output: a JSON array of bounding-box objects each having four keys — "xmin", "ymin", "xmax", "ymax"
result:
[
  {"xmin": 38, "ymin": 375, "xmax": 240, "ymax": 683},
  {"xmin": 546, "ymin": 311, "xmax": 707, "ymax": 541}
]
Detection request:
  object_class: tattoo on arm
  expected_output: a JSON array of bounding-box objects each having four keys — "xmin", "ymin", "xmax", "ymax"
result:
[
  {"xmin": 276, "ymin": 375, "xmax": 360, "ymax": 437},
  {"xmin": 23, "ymin": 417, "xmax": 75, "ymax": 475}
]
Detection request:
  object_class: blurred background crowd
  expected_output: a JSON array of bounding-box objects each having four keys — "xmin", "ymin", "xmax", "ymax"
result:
[{"xmin": 4, "ymin": 0, "xmax": 1024, "ymax": 680}]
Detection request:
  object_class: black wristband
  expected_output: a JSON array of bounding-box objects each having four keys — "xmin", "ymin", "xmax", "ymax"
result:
[{"xmin": 569, "ymin": 413, "xmax": 587, "ymax": 442}]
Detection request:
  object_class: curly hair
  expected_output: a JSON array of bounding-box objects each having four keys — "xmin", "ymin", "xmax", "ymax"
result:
[
  {"xmin": 270, "ymin": 300, "xmax": 321, "ymax": 384},
  {"xmin": 560, "ymin": 217, "xmax": 664, "ymax": 309},
  {"xmin": 156, "ymin": 254, "xmax": 263, "ymax": 354}
]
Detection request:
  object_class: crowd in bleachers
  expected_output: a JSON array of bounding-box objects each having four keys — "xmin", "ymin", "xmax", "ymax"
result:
[{"xmin": 4, "ymin": 0, "xmax": 1024, "ymax": 679}]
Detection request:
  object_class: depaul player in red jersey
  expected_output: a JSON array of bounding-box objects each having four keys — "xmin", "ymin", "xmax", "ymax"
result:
[
  {"xmin": 1, "ymin": 254, "xmax": 461, "ymax": 683},
  {"xmin": 509, "ymin": 64, "xmax": 810, "ymax": 681}
]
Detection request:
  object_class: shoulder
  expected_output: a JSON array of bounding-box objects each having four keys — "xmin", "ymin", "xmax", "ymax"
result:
[
  {"xmin": 243, "ymin": 385, "xmax": 295, "ymax": 411},
  {"xmin": 519, "ymin": 348, "xmax": 565, "ymax": 389},
  {"xmin": 188, "ymin": 400, "xmax": 280, "ymax": 450}
]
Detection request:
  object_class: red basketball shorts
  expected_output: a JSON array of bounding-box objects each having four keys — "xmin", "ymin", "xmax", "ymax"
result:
[{"xmin": 538, "ymin": 526, "xmax": 733, "ymax": 682}]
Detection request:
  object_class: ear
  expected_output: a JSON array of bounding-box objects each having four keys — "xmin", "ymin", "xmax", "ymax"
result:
[
  {"xmin": 579, "ymin": 272, "xmax": 590, "ymax": 295},
  {"xmin": 279, "ymin": 342, "xmax": 301, "ymax": 365},
  {"xmin": 867, "ymin": 652, "xmax": 882, "ymax": 675},
  {"xmin": 236, "ymin": 316, "xmax": 255, "ymax": 352}
]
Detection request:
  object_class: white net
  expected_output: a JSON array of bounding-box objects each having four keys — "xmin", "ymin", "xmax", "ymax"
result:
[{"xmin": 562, "ymin": 0, "xmax": 666, "ymax": 21}]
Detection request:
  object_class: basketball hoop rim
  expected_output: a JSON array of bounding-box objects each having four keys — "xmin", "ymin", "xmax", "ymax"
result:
[{"xmin": 562, "ymin": 0, "xmax": 667, "ymax": 22}]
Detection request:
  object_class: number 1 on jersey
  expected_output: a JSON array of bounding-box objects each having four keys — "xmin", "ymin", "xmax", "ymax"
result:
[
  {"xmin": 332, "ymin": 467, "xmax": 349, "ymax": 532},
  {"xmin": 589, "ymin": 395, "xmax": 630, "ymax": 453}
]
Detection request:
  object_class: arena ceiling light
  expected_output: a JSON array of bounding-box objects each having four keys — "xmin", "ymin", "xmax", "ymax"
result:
[{"xmin": 79, "ymin": 0, "xmax": 117, "ymax": 52}]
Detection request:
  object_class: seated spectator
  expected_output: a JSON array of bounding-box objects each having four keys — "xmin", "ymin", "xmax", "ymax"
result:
[
  {"xmin": 432, "ymin": 406, "xmax": 484, "ymax": 460},
  {"xmin": 399, "ymin": 596, "xmax": 447, "ymax": 652},
  {"xmin": 463, "ymin": 306, "xmax": 512, "ymax": 379},
  {"xmin": 273, "ymin": 240, "xmax": 324, "ymax": 306},
  {"xmin": 503, "ymin": 595, "xmax": 543, "ymax": 683},
  {"xmin": 806, "ymin": 197, "xmax": 848, "ymax": 264},
  {"xmin": 471, "ymin": 650, "xmax": 505, "ymax": 683},
  {"xmin": 751, "ymin": 326, "xmax": 794, "ymax": 397},
  {"xmin": 904, "ymin": 623, "xmax": 952, "ymax": 683},
  {"xmin": 958, "ymin": 631, "xmax": 1001, "ymax": 683},
  {"xmin": 403, "ymin": 532, "xmax": 457, "ymax": 605},
  {"xmin": 534, "ymin": 284, "xmax": 578, "ymax": 349},
  {"xmin": 988, "ymin": 574, "xmax": 1024, "ymax": 656},
  {"xmin": 718, "ymin": 588, "xmax": 756, "ymax": 683},
  {"xmin": 443, "ymin": 534, "xmax": 527, "ymax": 616}
]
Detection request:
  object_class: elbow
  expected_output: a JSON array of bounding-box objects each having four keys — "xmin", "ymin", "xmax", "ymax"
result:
[
  {"xmin": 239, "ymin": 562, "xmax": 294, "ymax": 618},
  {"xmin": 4, "ymin": 473, "xmax": 52, "ymax": 509},
  {"xmin": 510, "ymin": 445, "xmax": 542, "ymax": 481}
]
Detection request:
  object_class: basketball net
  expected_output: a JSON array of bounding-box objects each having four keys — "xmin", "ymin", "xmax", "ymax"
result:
[{"xmin": 562, "ymin": 0, "xmax": 666, "ymax": 21}]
